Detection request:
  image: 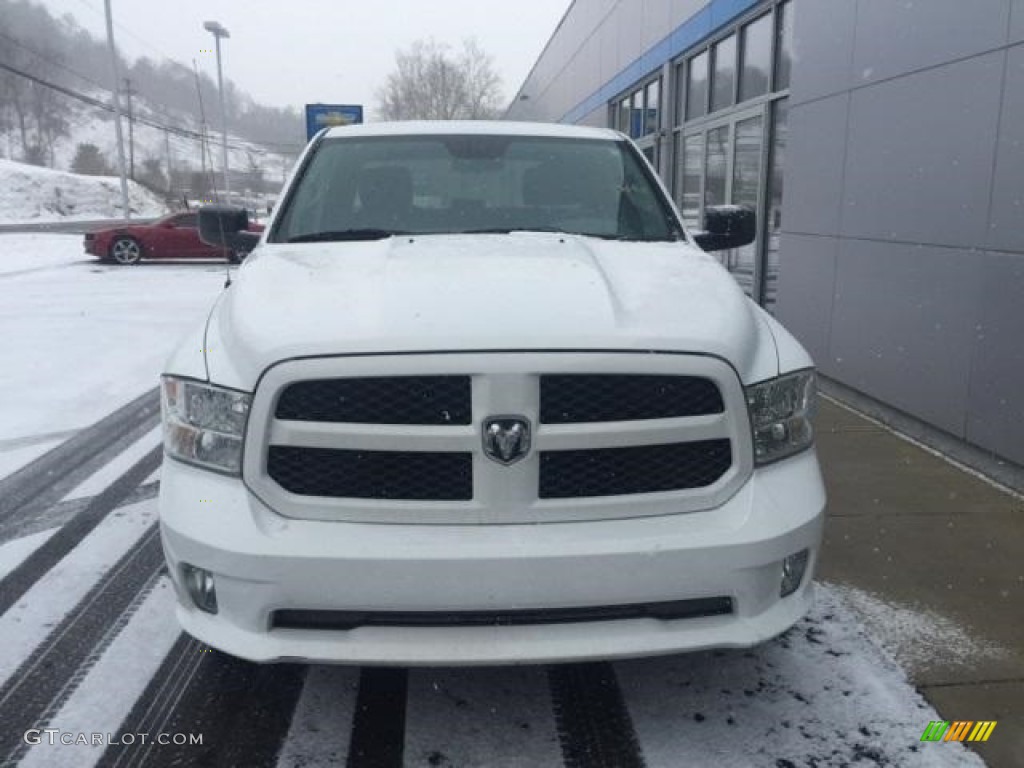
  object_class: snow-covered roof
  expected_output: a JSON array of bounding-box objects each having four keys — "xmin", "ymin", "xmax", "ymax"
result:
[{"xmin": 323, "ymin": 120, "xmax": 620, "ymax": 140}]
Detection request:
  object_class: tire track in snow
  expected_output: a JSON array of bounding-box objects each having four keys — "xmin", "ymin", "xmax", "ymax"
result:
[
  {"xmin": 346, "ymin": 668, "xmax": 409, "ymax": 768},
  {"xmin": 275, "ymin": 666, "xmax": 360, "ymax": 768},
  {"xmin": 60, "ymin": 424, "xmax": 161, "ymax": 502},
  {"xmin": 0, "ymin": 525, "xmax": 164, "ymax": 763},
  {"xmin": 15, "ymin": 577, "xmax": 181, "ymax": 768},
  {"xmin": 403, "ymin": 666, "xmax": 563, "ymax": 768},
  {"xmin": 0, "ymin": 497, "xmax": 159, "ymax": 690},
  {"xmin": 11, "ymin": 481, "xmax": 160, "ymax": 544},
  {"xmin": 548, "ymin": 663, "xmax": 646, "ymax": 768},
  {"xmin": 0, "ymin": 387, "xmax": 159, "ymax": 540},
  {"xmin": 97, "ymin": 640, "xmax": 306, "ymax": 767},
  {"xmin": 0, "ymin": 445, "xmax": 161, "ymax": 616}
]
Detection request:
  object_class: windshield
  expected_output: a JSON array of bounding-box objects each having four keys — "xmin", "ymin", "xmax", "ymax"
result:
[{"xmin": 271, "ymin": 134, "xmax": 684, "ymax": 243}]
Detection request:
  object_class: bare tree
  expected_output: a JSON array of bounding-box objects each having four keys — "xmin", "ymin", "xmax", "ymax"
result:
[
  {"xmin": 27, "ymin": 46, "xmax": 70, "ymax": 165},
  {"xmin": 377, "ymin": 39, "xmax": 503, "ymax": 121}
]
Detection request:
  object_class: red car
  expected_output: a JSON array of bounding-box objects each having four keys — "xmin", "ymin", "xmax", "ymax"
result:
[{"xmin": 84, "ymin": 211, "xmax": 265, "ymax": 265}]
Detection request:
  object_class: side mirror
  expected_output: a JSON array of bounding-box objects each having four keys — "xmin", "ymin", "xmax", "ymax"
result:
[
  {"xmin": 692, "ymin": 205, "xmax": 756, "ymax": 252},
  {"xmin": 199, "ymin": 205, "xmax": 261, "ymax": 252}
]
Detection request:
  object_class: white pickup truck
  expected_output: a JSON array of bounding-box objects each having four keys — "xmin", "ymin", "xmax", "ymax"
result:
[{"xmin": 158, "ymin": 121, "xmax": 825, "ymax": 665}]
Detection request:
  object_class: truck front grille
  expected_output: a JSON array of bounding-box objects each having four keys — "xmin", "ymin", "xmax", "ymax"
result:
[
  {"xmin": 268, "ymin": 446, "xmax": 473, "ymax": 500},
  {"xmin": 275, "ymin": 376, "xmax": 471, "ymax": 425},
  {"xmin": 540, "ymin": 374, "xmax": 723, "ymax": 423},
  {"xmin": 539, "ymin": 439, "xmax": 732, "ymax": 498},
  {"xmin": 250, "ymin": 354, "xmax": 750, "ymax": 522}
]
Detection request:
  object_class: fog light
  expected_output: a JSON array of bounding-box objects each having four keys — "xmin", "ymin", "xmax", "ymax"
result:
[
  {"xmin": 182, "ymin": 563, "xmax": 218, "ymax": 614},
  {"xmin": 780, "ymin": 549, "xmax": 810, "ymax": 597}
]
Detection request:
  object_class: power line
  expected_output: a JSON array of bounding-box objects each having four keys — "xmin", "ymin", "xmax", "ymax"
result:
[
  {"xmin": 0, "ymin": 59, "xmax": 303, "ymax": 152},
  {"xmin": 0, "ymin": 29, "xmax": 110, "ymax": 93}
]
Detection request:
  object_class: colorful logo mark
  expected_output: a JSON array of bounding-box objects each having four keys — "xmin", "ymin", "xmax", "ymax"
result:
[{"xmin": 920, "ymin": 721, "xmax": 997, "ymax": 743}]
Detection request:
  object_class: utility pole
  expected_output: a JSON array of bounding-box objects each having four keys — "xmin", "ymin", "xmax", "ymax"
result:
[
  {"xmin": 203, "ymin": 21, "xmax": 231, "ymax": 201},
  {"xmin": 103, "ymin": 0, "xmax": 130, "ymax": 218},
  {"xmin": 192, "ymin": 59, "xmax": 210, "ymax": 195},
  {"xmin": 163, "ymin": 127, "xmax": 173, "ymax": 195},
  {"xmin": 122, "ymin": 77, "xmax": 135, "ymax": 180}
]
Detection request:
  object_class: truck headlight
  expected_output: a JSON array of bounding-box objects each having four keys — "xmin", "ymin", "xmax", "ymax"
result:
[
  {"xmin": 745, "ymin": 370, "xmax": 816, "ymax": 465},
  {"xmin": 161, "ymin": 376, "xmax": 251, "ymax": 474}
]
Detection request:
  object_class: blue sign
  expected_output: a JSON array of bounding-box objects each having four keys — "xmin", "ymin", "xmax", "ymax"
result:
[{"xmin": 305, "ymin": 104, "xmax": 364, "ymax": 140}]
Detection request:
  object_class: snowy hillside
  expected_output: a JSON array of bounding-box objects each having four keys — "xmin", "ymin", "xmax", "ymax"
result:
[
  {"xmin": 0, "ymin": 158, "xmax": 168, "ymax": 224},
  {"xmin": 0, "ymin": 91, "xmax": 297, "ymax": 199},
  {"xmin": 43, "ymin": 97, "xmax": 295, "ymax": 189}
]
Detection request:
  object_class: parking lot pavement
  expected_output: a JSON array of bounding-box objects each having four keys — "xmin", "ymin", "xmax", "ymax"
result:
[{"xmin": 814, "ymin": 396, "xmax": 1024, "ymax": 767}]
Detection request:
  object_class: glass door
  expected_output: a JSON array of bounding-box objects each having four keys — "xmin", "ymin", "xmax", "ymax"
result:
[
  {"xmin": 678, "ymin": 104, "xmax": 766, "ymax": 299},
  {"xmin": 729, "ymin": 113, "xmax": 765, "ymax": 297},
  {"xmin": 762, "ymin": 97, "xmax": 788, "ymax": 311}
]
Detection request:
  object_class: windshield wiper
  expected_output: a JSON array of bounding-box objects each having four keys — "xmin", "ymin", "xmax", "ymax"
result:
[
  {"xmin": 455, "ymin": 228, "xmax": 673, "ymax": 242},
  {"xmin": 455, "ymin": 227, "xmax": 568, "ymax": 235},
  {"xmin": 287, "ymin": 229, "xmax": 406, "ymax": 243}
]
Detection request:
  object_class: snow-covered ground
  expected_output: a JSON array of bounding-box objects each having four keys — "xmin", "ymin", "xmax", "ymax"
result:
[
  {"xmin": 0, "ymin": 159, "xmax": 169, "ymax": 224},
  {"xmin": 0, "ymin": 233, "xmax": 227, "ymax": 452}
]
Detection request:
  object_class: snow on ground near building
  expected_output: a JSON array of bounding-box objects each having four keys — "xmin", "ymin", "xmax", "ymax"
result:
[
  {"xmin": 612, "ymin": 583, "xmax": 987, "ymax": 767},
  {"xmin": 0, "ymin": 233, "xmax": 226, "ymax": 452},
  {"xmin": 0, "ymin": 159, "xmax": 168, "ymax": 224},
  {"xmin": 829, "ymin": 583, "xmax": 1007, "ymax": 676}
]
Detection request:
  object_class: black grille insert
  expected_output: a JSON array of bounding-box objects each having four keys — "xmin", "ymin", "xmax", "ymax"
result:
[
  {"xmin": 272, "ymin": 597, "xmax": 734, "ymax": 630},
  {"xmin": 541, "ymin": 374, "xmax": 723, "ymax": 423},
  {"xmin": 275, "ymin": 376, "xmax": 471, "ymax": 425},
  {"xmin": 539, "ymin": 439, "xmax": 731, "ymax": 498},
  {"xmin": 268, "ymin": 446, "xmax": 472, "ymax": 500}
]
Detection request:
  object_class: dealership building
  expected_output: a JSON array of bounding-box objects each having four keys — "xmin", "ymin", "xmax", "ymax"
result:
[{"xmin": 507, "ymin": 0, "xmax": 1024, "ymax": 469}]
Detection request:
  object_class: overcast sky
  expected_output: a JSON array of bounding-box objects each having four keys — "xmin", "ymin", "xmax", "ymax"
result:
[{"xmin": 37, "ymin": 0, "xmax": 570, "ymax": 115}]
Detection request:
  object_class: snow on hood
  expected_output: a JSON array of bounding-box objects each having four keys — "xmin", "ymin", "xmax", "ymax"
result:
[{"xmin": 205, "ymin": 233, "xmax": 778, "ymax": 388}]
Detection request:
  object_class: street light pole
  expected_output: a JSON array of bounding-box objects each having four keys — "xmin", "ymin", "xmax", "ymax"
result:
[
  {"xmin": 103, "ymin": 0, "xmax": 130, "ymax": 218},
  {"xmin": 204, "ymin": 21, "xmax": 230, "ymax": 201}
]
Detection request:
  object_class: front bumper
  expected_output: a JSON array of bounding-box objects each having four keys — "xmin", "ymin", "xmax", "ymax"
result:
[{"xmin": 159, "ymin": 450, "xmax": 825, "ymax": 665}]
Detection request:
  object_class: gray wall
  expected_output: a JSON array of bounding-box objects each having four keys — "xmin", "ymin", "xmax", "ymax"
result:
[
  {"xmin": 776, "ymin": 0, "xmax": 1024, "ymax": 464},
  {"xmin": 506, "ymin": 0, "xmax": 728, "ymax": 124},
  {"xmin": 508, "ymin": 0, "xmax": 1024, "ymax": 466}
]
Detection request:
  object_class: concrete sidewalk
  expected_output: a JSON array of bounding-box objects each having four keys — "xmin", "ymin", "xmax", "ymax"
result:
[{"xmin": 814, "ymin": 397, "xmax": 1023, "ymax": 767}]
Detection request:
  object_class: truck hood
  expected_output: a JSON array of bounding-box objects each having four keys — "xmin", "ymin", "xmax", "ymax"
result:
[{"xmin": 204, "ymin": 233, "xmax": 778, "ymax": 388}]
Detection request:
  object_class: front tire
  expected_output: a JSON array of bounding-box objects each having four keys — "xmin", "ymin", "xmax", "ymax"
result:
[
  {"xmin": 227, "ymin": 249, "xmax": 247, "ymax": 265},
  {"xmin": 110, "ymin": 237, "xmax": 142, "ymax": 265}
]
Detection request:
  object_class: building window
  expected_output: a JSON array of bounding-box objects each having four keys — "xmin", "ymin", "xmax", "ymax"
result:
[
  {"xmin": 678, "ymin": 133, "xmax": 704, "ymax": 228},
  {"xmin": 704, "ymin": 125, "xmax": 729, "ymax": 208},
  {"xmin": 618, "ymin": 97, "xmax": 631, "ymax": 134},
  {"xmin": 644, "ymin": 79, "xmax": 660, "ymax": 135},
  {"xmin": 666, "ymin": 0, "xmax": 794, "ymax": 307},
  {"xmin": 775, "ymin": 1, "xmax": 793, "ymax": 91},
  {"xmin": 686, "ymin": 50, "xmax": 709, "ymax": 119},
  {"xmin": 739, "ymin": 14, "xmax": 772, "ymax": 102},
  {"xmin": 732, "ymin": 115, "xmax": 763, "ymax": 210},
  {"xmin": 711, "ymin": 34, "xmax": 736, "ymax": 112},
  {"xmin": 675, "ymin": 62, "xmax": 686, "ymax": 124},
  {"xmin": 631, "ymin": 90, "xmax": 644, "ymax": 137}
]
